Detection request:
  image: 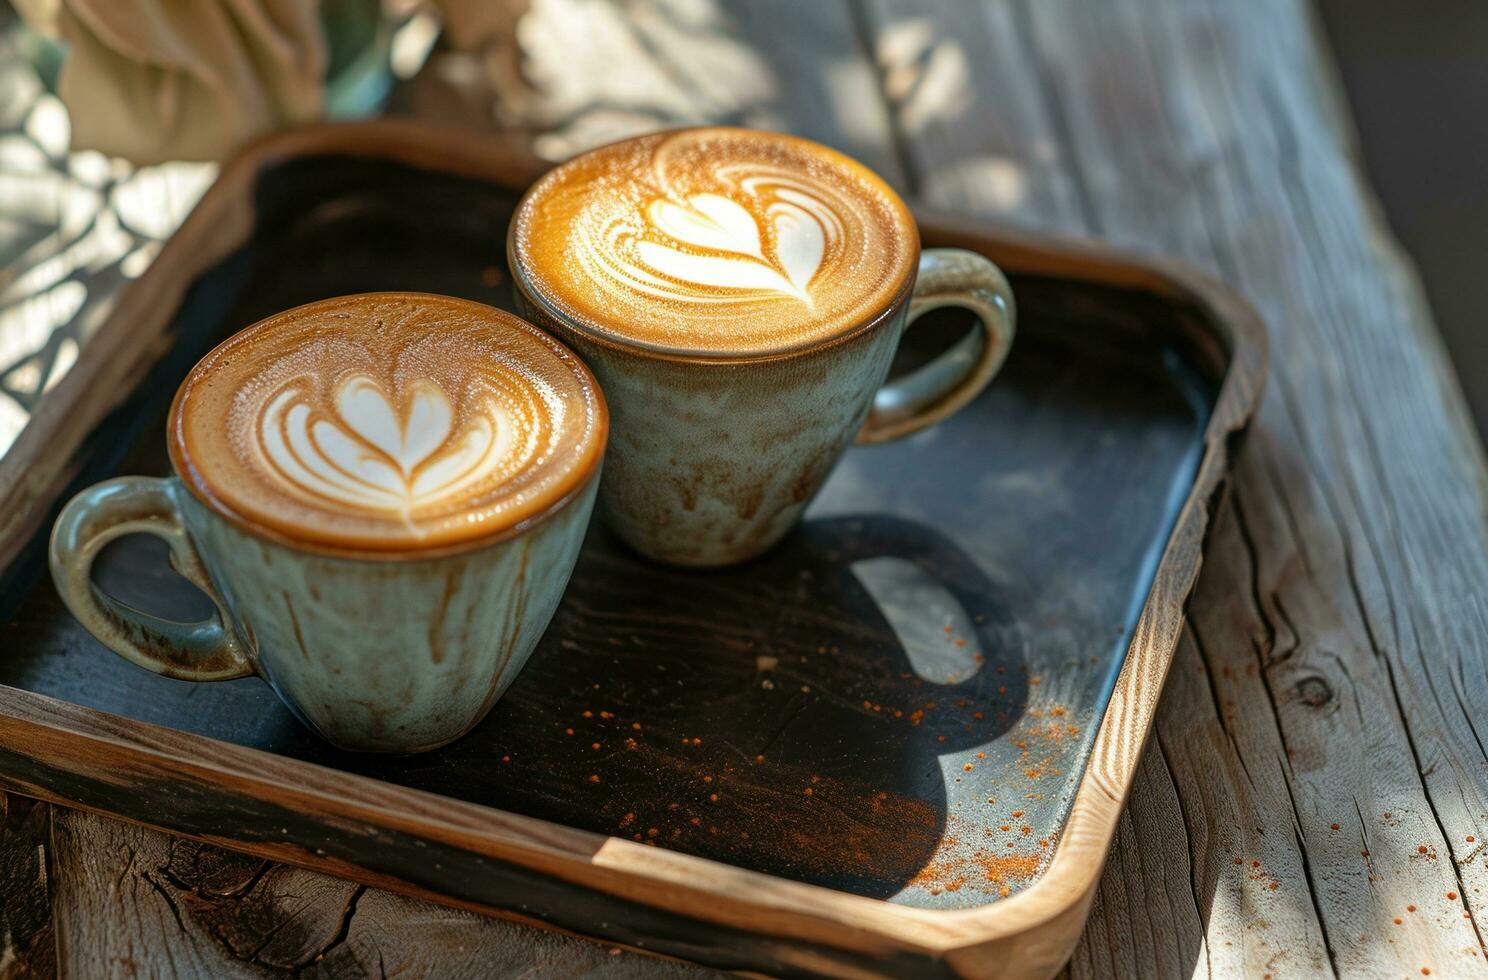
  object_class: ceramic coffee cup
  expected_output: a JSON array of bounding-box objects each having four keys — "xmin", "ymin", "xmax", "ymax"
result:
[
  {"xmin": 50, "ymin": 293, "xmax": 608, "ymax": 753},
  {"xmin": 510, "ymin": 127, "xmax": 1015, "ymax": 566}
]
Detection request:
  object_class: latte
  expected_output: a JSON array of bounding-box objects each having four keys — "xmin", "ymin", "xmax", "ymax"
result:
[
  {"xmin": 170, "ymin": 293, "xmax": 607, "ymax": 552},
  {"xmin": 510, "ymin": 127, "xmax": 918, "ymax": 356}
]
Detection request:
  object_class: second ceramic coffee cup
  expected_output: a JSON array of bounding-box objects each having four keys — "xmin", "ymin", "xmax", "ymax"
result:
[
  {"xmin": 510, "ymin": 127, "xmax": 1015, "ymax": 566},
  {"xmin": 50, "ymin": 294, "xmax": 607, "ymax": 753}
]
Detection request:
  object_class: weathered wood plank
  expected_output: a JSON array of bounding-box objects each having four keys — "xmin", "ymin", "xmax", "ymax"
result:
[
  {"xmin": 47, "ymin": 808, "xmax": 712, "ymax": 979},
  {"xmin": 402, "ymin": 0, "xmax": 907, "ymax": 185},
  {"xmin": 317, "ymin": 886, "xmax": 711, "ymax": 979},
  {"xmin": 858, "ymin": 0, "xmax": 1084, "ymax": 231},
  {"xmin": 862, "ymin": 0, "xmax": 1488, "ymax": 975},
  {"xmin": 1062, "ymin": 739, "xmax": 1206, "ymax": 979},
  {"xmin": 1025, "ymin": 0, "xmax": 1488, "ymax": 972},
  {"xmin": 51, "ymin": 809, "xmax": 354, "ymax": 978},
  {"xmin": 0, "ymin": 793, "xmax": 54, "ymax": 979}
]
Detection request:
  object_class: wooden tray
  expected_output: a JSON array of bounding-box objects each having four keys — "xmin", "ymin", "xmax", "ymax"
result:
[{"xmin": 0, "ymin": 121, "xmax": 1264, "ymax": 978}]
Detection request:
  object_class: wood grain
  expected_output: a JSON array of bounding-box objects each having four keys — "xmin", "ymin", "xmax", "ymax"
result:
[
  {"xmin": 0, "ymin": 793, "xmax": 54, "ymax": 979},
  {"xmin": 47, "ymin": 807, "xmax": 710, "ymax": 979},
  {"xmin": 401, "ymin": 0, "xmax": 906, "ymax": 183}
]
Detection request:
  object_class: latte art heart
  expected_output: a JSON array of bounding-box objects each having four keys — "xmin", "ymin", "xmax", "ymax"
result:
[
  {"xmin": 513, "ymin": 128, "xmax": 917, "ymax": 355},
  {"xmin": 260, "ymin": 377, "xmax": 515, "ymax": 523},
  {"xmin": 636, "ymin": 190, "xmax": 830, "ymax": 304},
  {"xmin": 170, "ymin": 295, "xmax": 607, "ymax": 552},
  {"xmin": 582, "ymin": 162, "xmax": 843, "ymax": 311}
]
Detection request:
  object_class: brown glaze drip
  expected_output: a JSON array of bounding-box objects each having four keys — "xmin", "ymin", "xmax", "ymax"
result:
[
  {"xmin": 512, "ymin": 127, "xmax": 917, "ymax": 356},
  {"xmin": 170, "ymin": 293, "xmax": 606, "ymax": 553}
]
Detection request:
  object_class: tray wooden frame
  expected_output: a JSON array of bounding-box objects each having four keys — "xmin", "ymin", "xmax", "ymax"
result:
[{"xmin": 0, "ymin": 121, "xmax": 1266, "ymax": 978}]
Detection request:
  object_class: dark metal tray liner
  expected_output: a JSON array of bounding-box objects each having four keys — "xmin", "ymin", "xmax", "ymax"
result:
[{"xmin": 0, "ymin": 154, "xmax": 1213, "ymax": 910}]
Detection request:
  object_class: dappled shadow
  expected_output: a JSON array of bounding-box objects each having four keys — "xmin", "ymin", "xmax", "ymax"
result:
[{"xmin": 0, "ymin": 27, "xmax": 215, "ymax": 454}]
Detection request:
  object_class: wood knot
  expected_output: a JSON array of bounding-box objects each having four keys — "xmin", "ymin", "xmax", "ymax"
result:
[{"xmin": 1295, "ymin": 675, "xmax": 1333, "ymax": 707}]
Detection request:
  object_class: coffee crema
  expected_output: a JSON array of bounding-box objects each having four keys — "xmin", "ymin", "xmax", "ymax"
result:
[
  {"xmin": 170, "ymin": 294, "xmax": 607, "ymax": 553},
  {"xmin": 511, "ymin": 127, "xmax": 918, "ymax": 356}
]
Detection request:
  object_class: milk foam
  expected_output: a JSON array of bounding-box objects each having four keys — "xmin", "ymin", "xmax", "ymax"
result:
[
  {"xmin": 512, "ymin": 128, "xmax": 917, "ymax": 355},
  {"xmin": 171, "ymin": 294, "xmax": 606, "ymax": 552},
  {"xmin": 258, "ymin": 376, "xmax": 516, "ymax": 519}
]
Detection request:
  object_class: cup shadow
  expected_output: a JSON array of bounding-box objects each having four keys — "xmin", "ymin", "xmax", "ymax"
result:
[{"xmin": 325, "ymin": 512, "xmax": 1029, "ymax": 901}]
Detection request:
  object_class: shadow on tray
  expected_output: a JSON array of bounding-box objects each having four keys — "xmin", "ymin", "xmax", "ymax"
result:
[{"xmin": 237, "ymin": 513, "xmax": 1027, "ymax": 900}]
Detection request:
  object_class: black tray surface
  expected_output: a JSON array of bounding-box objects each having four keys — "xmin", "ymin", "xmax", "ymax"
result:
[{"xmin": 0, "ymin": 155, "xmax": 1213, "ymax": 910}]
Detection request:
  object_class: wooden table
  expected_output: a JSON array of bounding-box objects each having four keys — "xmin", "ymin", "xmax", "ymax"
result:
[{"xmin": 3, "ymin": 1, "xmax": 1486, "ymax": 976}]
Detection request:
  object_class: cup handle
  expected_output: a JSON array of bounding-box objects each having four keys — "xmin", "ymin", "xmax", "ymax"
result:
[
  {"xmin": 857, "ymin": 247, "xmax": 1016, "ymax": 444},
  {"xmin": 49, "ymin": 476, "xmax": 254, "ymax": 681}
]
